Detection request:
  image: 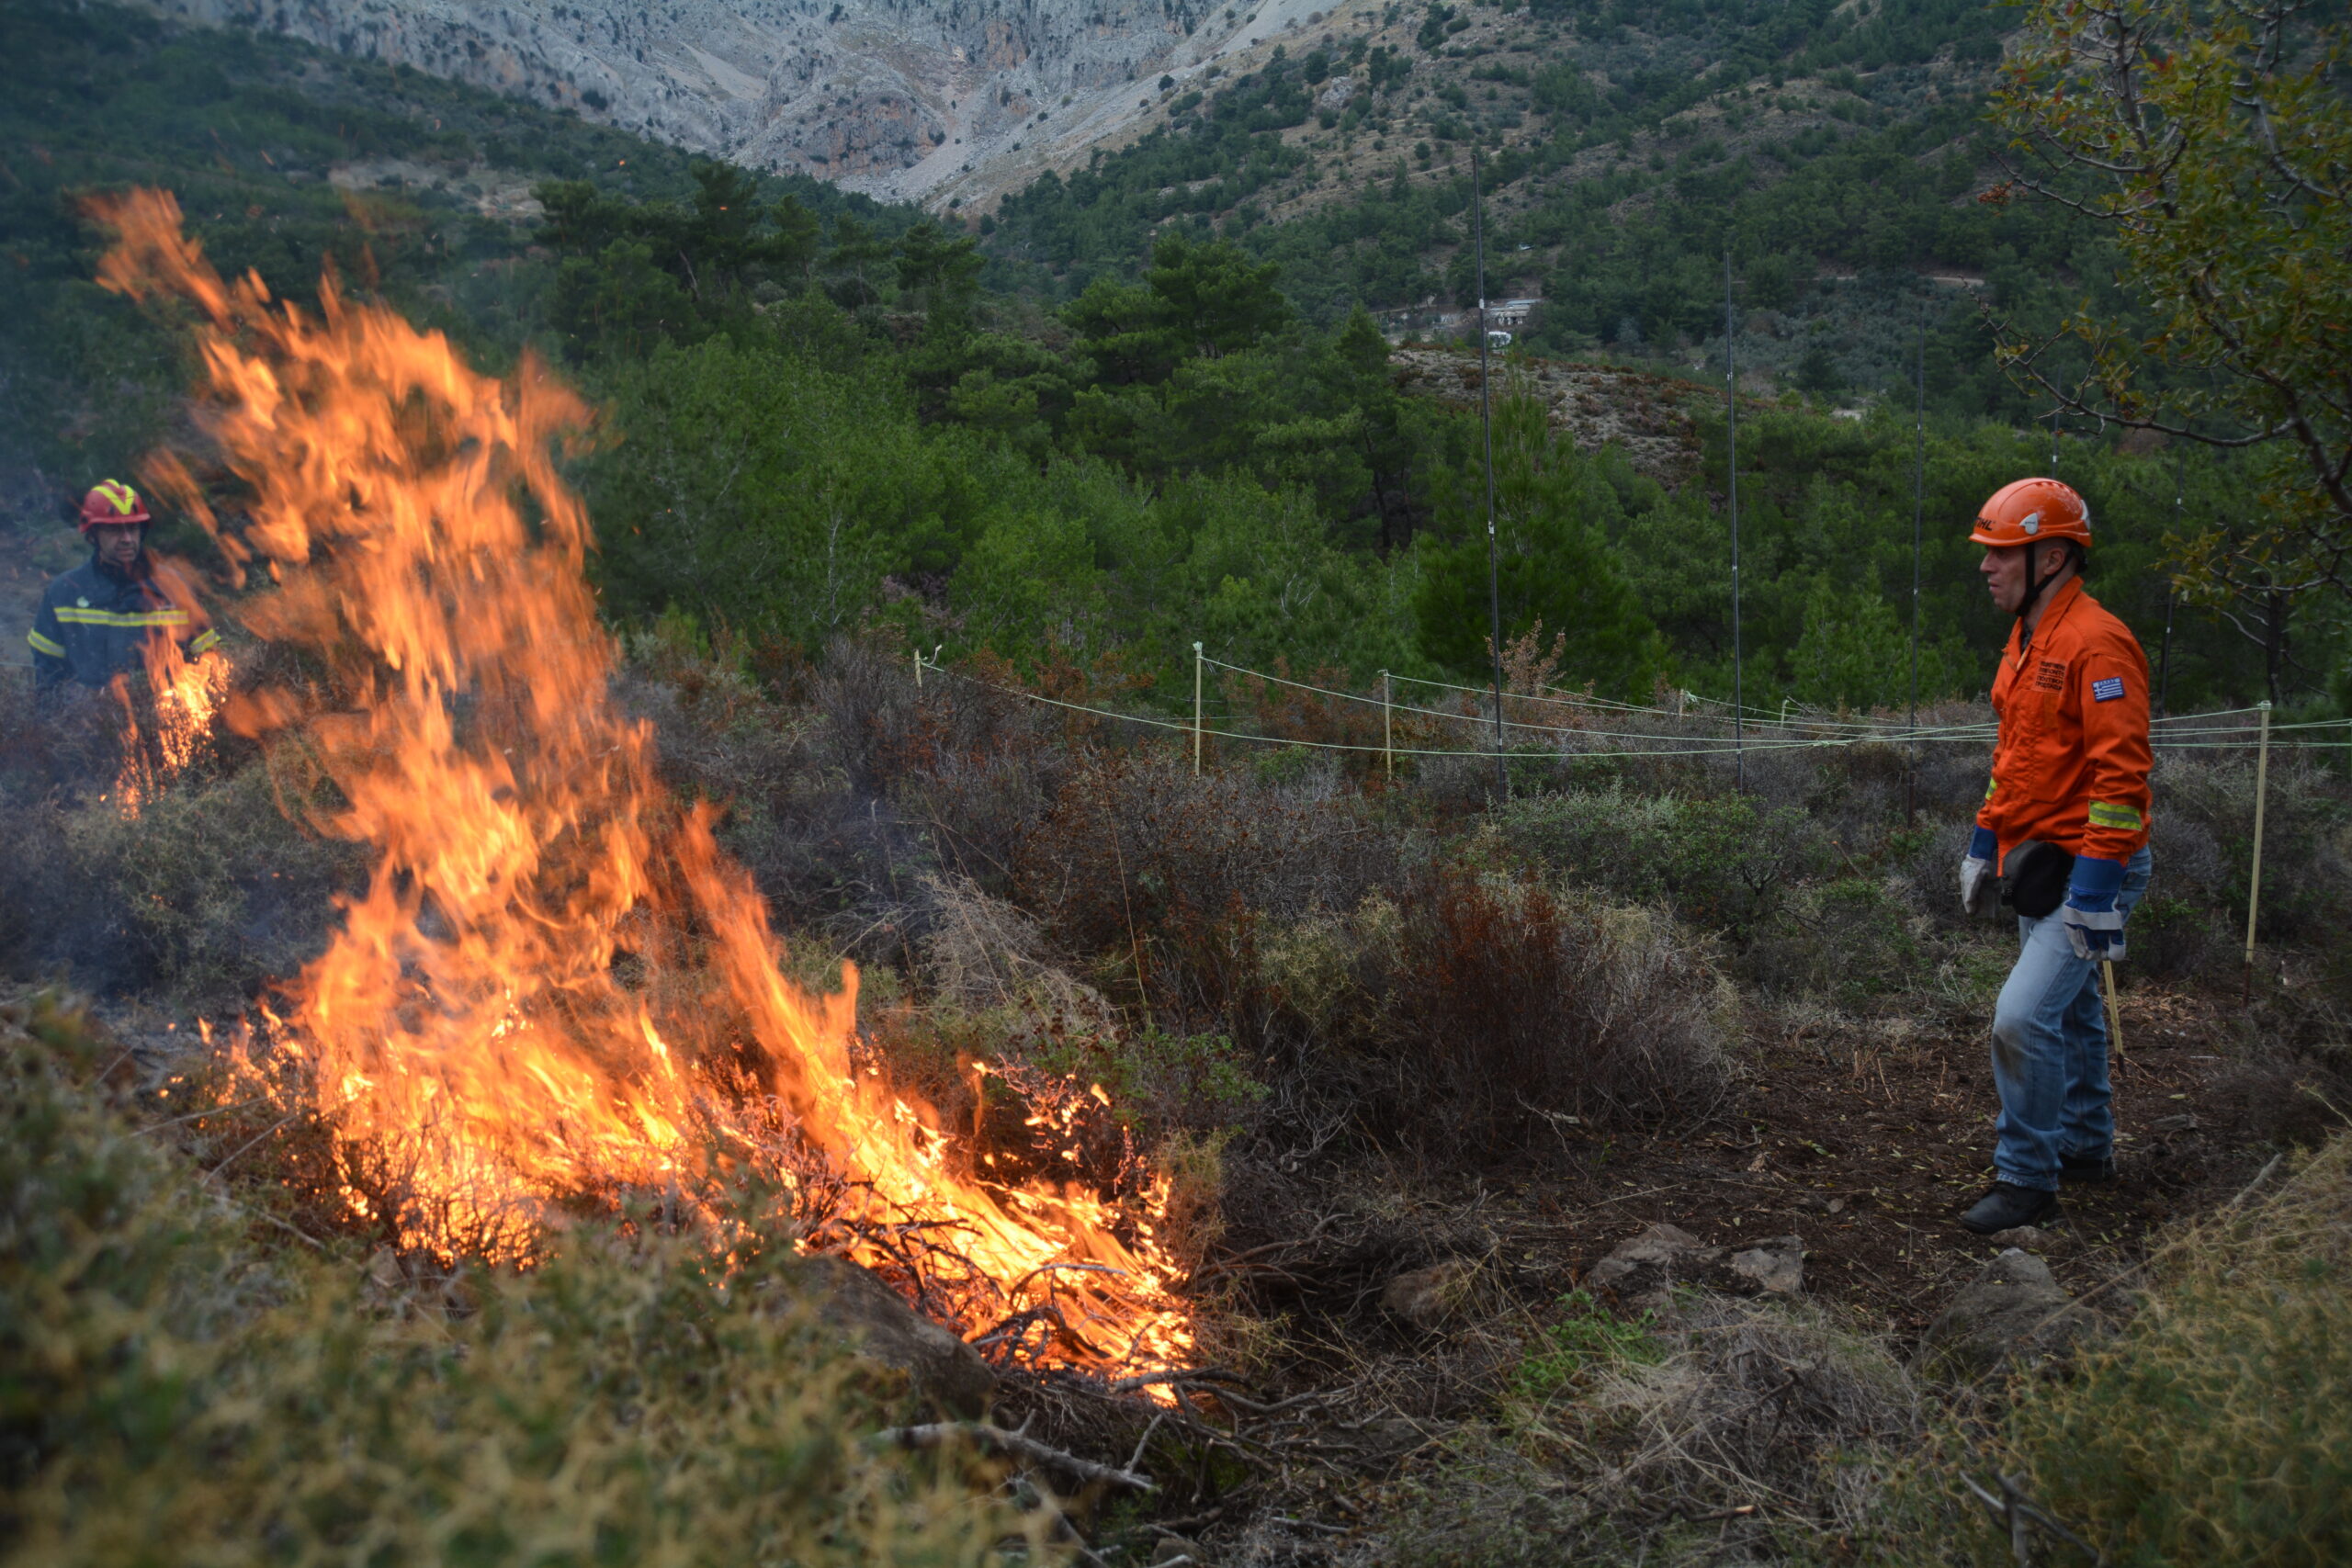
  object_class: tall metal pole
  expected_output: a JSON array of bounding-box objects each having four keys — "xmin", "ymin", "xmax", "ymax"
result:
[
  {"xmin": 1475, "ymin": 150, "xmax": 1507, "ymax": 797},
  {"xmin": 2156, "ymin": 456, "xmax": 2182, "ymax": 719},
  {"xmin": 1724, "ymin": 249, "xmax": 1744, "ymax": 791},
  {"xmin": 1908, "ymin": 317, "xmax": 1925, "ymax": 821}
]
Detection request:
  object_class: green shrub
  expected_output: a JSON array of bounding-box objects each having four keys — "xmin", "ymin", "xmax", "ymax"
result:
[
  {"xmin": 1979, "ymin": 1135, "xmax": 2352, "ymax": 1566},
  {"xmin": 1510, "ymin": 1289, "xmax": 1664, "ymax": 1403},
  {"xmin": 0, "ymin": 992, "xmax": 1031, "ymax": 1568},
  {"xmin": 1885, "ymin": 1134, "xmax": 2352, "ymax": 1567},
  {"xmin": 2157, "ymin": 756, "xmax": 2352, "ymax": 955},
  {"xmin": 1031, "ymin": 1025, "xmax": 1268, "ymax": 1134},
  {"xmin": 1743, "ymin": 874, "xmax": 1921, "ymax": 1004},
  {"xmin": 52, "ymin": 761, "xmax": 360, "ymax": 1003},
  {"xmin": 1491, "ymin": 785, "xmax": 1829, "ymax": 944}
]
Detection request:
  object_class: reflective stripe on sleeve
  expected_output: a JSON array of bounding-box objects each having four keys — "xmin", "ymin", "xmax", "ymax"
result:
[
  {"xmin": 188, "ymin": 628, "xmax": 221, "ymax": 655},
  {"xmin": 52, "ymin": 606, "xmax": 190, "ymax": 627},
  {"xmin": 2087, "ymin": 800, "xmax": 2143, "ymax": 831},
  {"xmin": 28, "ymin": 628, "xmax": 65, "ymax": 658},
  {"xmin": 1984, "ymin": 777, "xmax": 1997, "ymax": 799}
]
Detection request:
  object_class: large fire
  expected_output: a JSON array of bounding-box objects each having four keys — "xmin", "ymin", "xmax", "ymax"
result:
[{"xmin": 96, "ymin": 190, "xmax": 1191, "ymax": 1379}]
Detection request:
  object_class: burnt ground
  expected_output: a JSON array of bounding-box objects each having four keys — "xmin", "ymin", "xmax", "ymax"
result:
[{"xmin": 1218, "ymin": 981, "xmax": 2277, "ymax": 1394}]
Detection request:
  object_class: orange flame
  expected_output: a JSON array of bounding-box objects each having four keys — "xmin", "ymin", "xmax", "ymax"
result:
[
  {"xmin": 96, "ymin": 190, "xmax": 1190, "ymax": 1378},
  {"xmin": 107, "ymin": 572, "xmax": 228, "ymax": 818}
]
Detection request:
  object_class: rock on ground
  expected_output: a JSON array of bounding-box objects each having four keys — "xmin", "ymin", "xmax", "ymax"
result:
[
  {"xmin": 1586, "ymin": 1223, "xmax": 1805, "ymax": 1312},
  {"xmin": 1381, "ymin": 1258, "xmax": 1479, "ymax": 1331},
  {"xmin": 763, "ymin": 1253, "xmax": 998, "ymax": 1416},
  {"xmin": 1920, "ymin": 1247, "xmax": 2086, "ymax": 1375}
]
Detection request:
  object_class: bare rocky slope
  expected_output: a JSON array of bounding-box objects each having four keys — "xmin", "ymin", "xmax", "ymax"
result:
[{"xmin": 131, "ymin": 0, "xmax": 1353, "ymax": 207}]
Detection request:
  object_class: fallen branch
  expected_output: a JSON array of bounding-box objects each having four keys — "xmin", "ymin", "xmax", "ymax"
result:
[
  {"xmin": 1108, "ymin": 1365, "xmax": 1243, "ymax": 1393},
  {"xmin": 875, "ymin": 1420, "xmax": 1157, "ymax": 1492},
  {"xmin": 1963, "ymin": 1472, "xmax": 2106, "ymax": 1565}
]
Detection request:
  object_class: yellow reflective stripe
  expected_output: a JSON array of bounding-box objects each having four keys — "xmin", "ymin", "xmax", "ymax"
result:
[
  {"xmin": 51, "ymin": 606, "xmax": 189, "ymax": 627},
  {"xmin": 189, "ymin": 628, "xmax": 221, "ymax": 655},
  {"xmin": 1984, "ymin": 777, "xmax": 1997, "ymax": 799},
  {"xmin": 2087, "ymin": 801, "xmax": 2143, "ymax": 830},
  {"xmin": 27, "ymin": 628, "xmax": 65, "ymax": 658},
  {"xmin": 93, "ymin": 479, "xmax": 142, "ymax": 515}
]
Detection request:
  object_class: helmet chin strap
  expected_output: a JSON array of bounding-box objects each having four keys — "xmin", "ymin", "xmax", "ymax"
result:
[{"xmin": 2014, "ymin": 543, "xmax": 2058, "ymax": 621}]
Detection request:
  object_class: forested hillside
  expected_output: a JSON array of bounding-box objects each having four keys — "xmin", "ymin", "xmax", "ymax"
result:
[
  {"xmin": 0, "ymin": 0, "xmax": 2330, "ymax": 712},
  {"xmin": 985, "ymin": 0, "xmax": 2103, "ymax": 419}
]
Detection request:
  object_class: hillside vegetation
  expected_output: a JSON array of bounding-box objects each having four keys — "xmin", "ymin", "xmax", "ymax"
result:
[
  {"xmin": 987, "ymin": 0, "xmax": 2098, "ymax": 418},
  {"xmin": 4, "ymin": 3, "xmax": 2352, "ymax": 1564},
  {"xmin": 0, "ymin": 1, "xmax": 2320, "ymax": 713}
]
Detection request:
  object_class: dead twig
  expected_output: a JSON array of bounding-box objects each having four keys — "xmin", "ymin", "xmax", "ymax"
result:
[
  {"xmin": 876, "ymin": 1419, "xmax": 1157, "ymax": 1492},
  {"xmin": 199, "ymin": 1113, "xmax": 300, "ymax": 1186},
  {"xmin": 1963, "ymin": 1472, "xmax": 2106, "ymax": 1565},
  {"xmin": 1108, "ymin": 1365, "xmax": 1243, "ymax": 1393},
  {"xmin": 1125, "ymin": 1411, "xmax": 1166, "ymax": 1476}
]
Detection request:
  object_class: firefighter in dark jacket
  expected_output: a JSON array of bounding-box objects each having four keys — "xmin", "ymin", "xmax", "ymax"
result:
[{"xmin": 28, "ymin": 480, "xmax": 219, "ymax": 691}]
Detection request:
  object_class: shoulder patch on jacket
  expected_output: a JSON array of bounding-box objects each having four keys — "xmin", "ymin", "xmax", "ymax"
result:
[{"xmin": 2091, "ymin": 676, "xmax": 2125, "ymax": 703}]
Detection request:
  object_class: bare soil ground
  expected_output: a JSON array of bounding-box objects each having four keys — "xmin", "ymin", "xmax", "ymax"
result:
[{"xmin": 1218, "ymin": 982, "xmax": 2270, "ymax": 1399}]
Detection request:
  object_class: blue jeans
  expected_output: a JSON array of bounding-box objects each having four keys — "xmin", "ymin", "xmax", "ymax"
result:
[{"xmin": 1990, "ymin": 847, "xmax": 2153, "ymax": 1191}]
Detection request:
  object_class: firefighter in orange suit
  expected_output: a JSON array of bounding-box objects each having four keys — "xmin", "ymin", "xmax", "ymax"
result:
[{"xmin": 1954, "ymin": 478, "xmax": 2154, "ymax": 1235}]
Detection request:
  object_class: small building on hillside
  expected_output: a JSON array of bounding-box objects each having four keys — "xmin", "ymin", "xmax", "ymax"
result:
[{"xmin": 1377, "ymin": 295, "xmax": 1543, "ymax": 344}]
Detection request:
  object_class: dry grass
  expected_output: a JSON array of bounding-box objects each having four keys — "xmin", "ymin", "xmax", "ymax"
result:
[
  {"xmin": 0, "ymin": 989, "xmax": 1044, "ymax": 1568},
  {"xmin": 1372, "ymin": 1294, "xmax": 1917, "ymax": 1567},
  {"xmin": 919, "ymin": 872, "xmax": 1116, "ymax": 1029},
  {"xmin": 1576, "ymin": 1299, "xmax": 1919, "ymax": 1540},
  {"xmin": 1868, "ymin": 1131, "xmax": 2352, "ymax": 1568}
]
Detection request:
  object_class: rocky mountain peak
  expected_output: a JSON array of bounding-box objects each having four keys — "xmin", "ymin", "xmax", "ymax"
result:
[{"xmin": 135, "ymin": 0, "xmax": 1355, "ymax": 206}]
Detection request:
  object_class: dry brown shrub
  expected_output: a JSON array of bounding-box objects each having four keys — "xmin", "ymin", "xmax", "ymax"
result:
[
  {"xmin": 1014, "ymin": 746, "xmax": 1396, "ymax": 1030},
  {"xmin": 1364, "ymin": 865, "xmax": 1736, "ymax": 1147},
  {"xmin": 918, "ymin": 871, "xmax": 1114, "ymax": 1028}
]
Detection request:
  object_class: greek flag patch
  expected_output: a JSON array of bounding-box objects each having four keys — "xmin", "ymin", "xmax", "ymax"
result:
[{"xmin": 2091, "ymin": 676, "xmax": 2126, "ymax": 703}]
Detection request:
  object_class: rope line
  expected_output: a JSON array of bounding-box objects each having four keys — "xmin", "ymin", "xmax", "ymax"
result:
[
  {"xmin": 927, "ymin": 659, "xmax": 2351, "ymax": 761},
  {"xmin": 1205, "ymin": 653, "xmax": 2312, "ymax": 743},
  {"xmin": 1213, "ymin": 655, "xmax": 2001, "ymax": 740}
]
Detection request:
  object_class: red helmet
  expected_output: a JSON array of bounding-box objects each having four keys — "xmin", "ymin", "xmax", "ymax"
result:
[
  {"xmin": 1970, "ymin": 477, "xmax": 2092, "ymax": 549},
  {"xmin": 78, "ymin": 479, "xmax": 153, "ymax": 533}
]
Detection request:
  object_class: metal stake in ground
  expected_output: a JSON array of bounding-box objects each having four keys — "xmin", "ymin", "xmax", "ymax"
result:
[
  {"xmin": 2157, "ymin": 457, "xmax": 2182, "ymax": 719},
  {"xmin": 1724, "ymin": 249, "xmax": 1744, "ymax": 792},
  {"xmin": 2243, "ymin": 698, "xmax": 2273, "ymax": 1002},
  {"xmin": 1474, "ymin": 149, "xmax": 1508, "ymax": 798},
  {"xmin": 2102, "ymin": 959, "xmax": 2126, "ymax": 1064},
  {"xmin": 1908, "ymin": 313, "xmax": 1925, "ymax": 821},
  {"xmin": 1381, "ymin": 669, "xmax": 1394, "ymax": 781},
  {"xmin": 1193, "ymin": 641, "xmax": 1204, "ymax": 776}
]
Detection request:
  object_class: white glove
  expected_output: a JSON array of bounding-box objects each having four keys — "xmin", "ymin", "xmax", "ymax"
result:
[{"xmin": 1959, "ymin": 827, "xmax": 1998, "ymax": 915}]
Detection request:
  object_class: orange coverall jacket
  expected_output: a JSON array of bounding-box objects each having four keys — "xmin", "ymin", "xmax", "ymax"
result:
[{"xmin": 1976, "ymin": 577, "xmax": 2154, "ymax": 869}]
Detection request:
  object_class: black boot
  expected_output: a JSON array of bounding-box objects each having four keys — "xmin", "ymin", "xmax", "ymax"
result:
[
  {"xmin": 2060, "ymin": 1150, "xmax": 2116, "ymax": 1184},
  {"xmin": 1960, "ymin": 1181, "xmax": 2058, "ymax": 1235}
]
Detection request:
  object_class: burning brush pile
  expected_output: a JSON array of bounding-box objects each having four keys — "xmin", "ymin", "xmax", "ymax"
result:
[{"xmin": 92, "ymin": 189, "xmax": 1193, "ymax": 1387}]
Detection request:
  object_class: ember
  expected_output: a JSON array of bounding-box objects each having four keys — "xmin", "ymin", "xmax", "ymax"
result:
[{"xmin": 94, "ymin": 189, "xmax": 1192, "ymax": 1381}]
